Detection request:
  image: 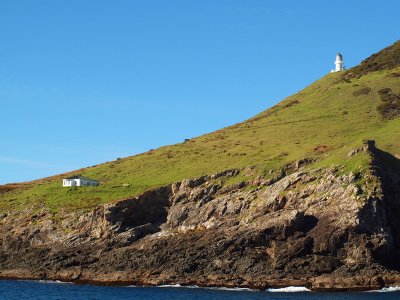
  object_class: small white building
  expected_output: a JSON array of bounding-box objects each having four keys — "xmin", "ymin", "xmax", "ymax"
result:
[
  {"xmin": 62, "ymin": 176, "xmax": 99, "ymax": 187},
  {"xmin": 330, "ymin": 52, "xmax": 345, "ymax": 73}
]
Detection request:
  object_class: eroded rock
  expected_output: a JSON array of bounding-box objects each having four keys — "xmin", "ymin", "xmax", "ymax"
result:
[{"xmin": 1, "ymin": 151, "xmax": 400, "ymax": 291}]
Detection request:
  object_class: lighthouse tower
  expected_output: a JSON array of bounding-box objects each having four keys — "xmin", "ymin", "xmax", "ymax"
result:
[{"xmin": 332, "ymin": 52, "xmax": 344, "ymax": 72}]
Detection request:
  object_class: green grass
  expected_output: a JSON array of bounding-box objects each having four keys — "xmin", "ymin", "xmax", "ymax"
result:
[{"xmin": 2, "ymin": 64, "xmax": 400, "ymax": 213}]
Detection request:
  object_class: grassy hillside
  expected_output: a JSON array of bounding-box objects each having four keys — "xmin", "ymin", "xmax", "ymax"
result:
[{"xmin": 2, "ymin": 41, "xmax": 400, "ymax": 213}]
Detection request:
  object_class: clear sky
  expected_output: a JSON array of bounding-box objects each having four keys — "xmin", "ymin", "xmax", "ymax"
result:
[{"xmin": 1, "ymin": 0, "xmax": 399, "ymax": 184}]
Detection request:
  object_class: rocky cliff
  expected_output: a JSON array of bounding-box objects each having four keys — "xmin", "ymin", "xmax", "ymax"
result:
[{"xmin": 1, "ymin": 141, "xmax": 400, "ymax": 291}]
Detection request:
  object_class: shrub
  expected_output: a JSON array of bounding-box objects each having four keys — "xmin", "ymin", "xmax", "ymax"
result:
[
  {"xmin": 353, "ymin": 87, "xmax": 371, "ymax": 96},
  {"xmin": 377, "ymin": 102, "xmax": 400, "ymax": 119},
  {"xmin": 378, "ymin": 88, "xmax": 393, "ymax": 96},
  {"xmin": 376, "ymin": 87, "xmax": 400, "ymax": 119},
  {"xmin": 385, "ymin": 72, "xmax": 400, "ymax": 78}
]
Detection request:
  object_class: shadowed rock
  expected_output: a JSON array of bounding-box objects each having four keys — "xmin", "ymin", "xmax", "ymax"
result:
[{"xmin": 1, "ymin": 149, "xmax": 400, "ymax": 291}]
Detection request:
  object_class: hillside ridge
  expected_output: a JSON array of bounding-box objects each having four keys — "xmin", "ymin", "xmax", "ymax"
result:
[{"xmin": 1, "ymin": 41, "xmax": 400, "ymax": 214}]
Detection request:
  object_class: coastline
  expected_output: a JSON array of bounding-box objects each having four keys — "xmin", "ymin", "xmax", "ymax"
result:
[
  {"xmin": 1, "ymin": 269, "xmax": 400, "ymax": 292},
  {"xmin": 2, "ymin": 152, "xmax": 400, "ymax": 296}
]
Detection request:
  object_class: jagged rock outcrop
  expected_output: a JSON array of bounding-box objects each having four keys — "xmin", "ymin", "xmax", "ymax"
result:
[{"xmin": 1, "ymin": 144, "xmax": 400, "ymax": 291}]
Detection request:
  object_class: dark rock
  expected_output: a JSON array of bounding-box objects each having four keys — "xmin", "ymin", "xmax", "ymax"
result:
[{"xmin": 1, "ymin": 149, "xmax": 400, "ymax": 291}]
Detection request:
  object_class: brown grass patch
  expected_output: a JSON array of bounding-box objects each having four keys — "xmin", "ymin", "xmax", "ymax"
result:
[{"xmin": 313, "ymin": 145, "xmax": 334, "ymax": 154}]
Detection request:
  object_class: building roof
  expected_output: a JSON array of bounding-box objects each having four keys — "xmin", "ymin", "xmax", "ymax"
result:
[
  {"xmin": 337, "ymin": 52, "xmax": 343, "ymax": 59},
  {"xmin": 63, "ymin": 175, "xmax": 98, "ymax": 181}
]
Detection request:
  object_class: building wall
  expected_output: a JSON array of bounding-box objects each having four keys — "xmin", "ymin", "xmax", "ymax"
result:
[
  {"xmin": 63, "ymin": 179, "xmax": 99, "ymax": 187},
  {"xmin": 63, "ymin": 179, "xmax": 77, "ymax": 187},
  {"xmin": 80, "ymin": 179, "xmax": 99, "ymax": 186}
]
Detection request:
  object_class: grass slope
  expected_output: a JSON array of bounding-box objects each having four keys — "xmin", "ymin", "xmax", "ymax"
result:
[{"xmin": 2, "ymin": 42, "xmax": 400, "ymax": 213}]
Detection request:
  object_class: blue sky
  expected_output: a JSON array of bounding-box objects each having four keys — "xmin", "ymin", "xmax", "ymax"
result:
[{"xmin": 1, "ymin": 0, "xmax": 399, "ymax": 184}]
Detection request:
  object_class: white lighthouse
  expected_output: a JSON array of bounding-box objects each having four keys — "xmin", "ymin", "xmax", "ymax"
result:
[{"xmin": 331, "ymin": 52, "xmax": 344, "ymax": 72}]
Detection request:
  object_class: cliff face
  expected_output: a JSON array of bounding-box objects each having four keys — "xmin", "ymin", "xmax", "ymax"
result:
[{"xmin": 1, "ymin": 142, "xmax": 400, "ymax": 291}]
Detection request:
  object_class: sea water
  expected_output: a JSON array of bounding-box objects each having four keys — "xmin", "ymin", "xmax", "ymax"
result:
[{"xmin": 0, "ymin": 280, "xmax": 399, "ymax": 300}]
